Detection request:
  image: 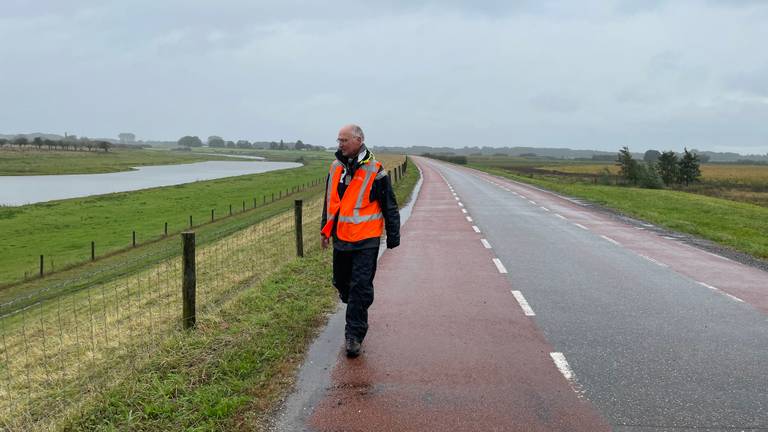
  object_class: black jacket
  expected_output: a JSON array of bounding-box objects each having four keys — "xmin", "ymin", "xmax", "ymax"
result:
[{"xmin": 321, "ymin": 147, "xmax": 400, "ymax": 250}]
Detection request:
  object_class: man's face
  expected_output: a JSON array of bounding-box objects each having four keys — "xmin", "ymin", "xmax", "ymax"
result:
[{"xmin": 337, "ymin": 128, "xmax": 362, "ymax": 158}]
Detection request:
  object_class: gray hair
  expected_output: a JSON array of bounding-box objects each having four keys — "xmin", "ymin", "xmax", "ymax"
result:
[{"xmin": 349, "ymin": 124, "xmax": 365, "ymax": 141}]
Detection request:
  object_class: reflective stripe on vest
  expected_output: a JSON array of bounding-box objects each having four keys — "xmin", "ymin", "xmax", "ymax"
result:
[{"xmin": 321, "ymin": 158, "xmax": 384, "ymax": 241}]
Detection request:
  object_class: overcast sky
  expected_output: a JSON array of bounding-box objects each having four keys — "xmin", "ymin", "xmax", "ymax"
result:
[{"xmin": 1, "ymin": 1, "xmax": 766, "ymax": 153}]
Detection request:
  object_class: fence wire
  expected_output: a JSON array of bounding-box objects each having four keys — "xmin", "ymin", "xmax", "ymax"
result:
[
  {"xmin": 0, "ymin": 197, "xmax": 323, "ymax": 431},
  {"xmin": 0, "ymin": 157, "xmax": 408, "ymax": 431}
]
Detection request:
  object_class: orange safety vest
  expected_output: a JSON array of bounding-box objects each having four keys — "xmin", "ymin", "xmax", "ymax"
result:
[{"xmin": 321, "ymin": 157, "xmax": 385, "ymax": 242}]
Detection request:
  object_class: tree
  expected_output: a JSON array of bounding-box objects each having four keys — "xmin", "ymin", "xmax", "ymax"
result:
[
  {"xmin": 295, "ymin": 139, "xmax": 305, "ymax": 150},
  {"xmin": 236, "ymin": 140, "xmax": 252, "ymax": 149},
  {"xmin": 269, "ymin": 141, "xmax": 278, "ymax": 150},
  {"xmin": 616, "ymin": 146, "xmax": 639, "ymax": 184},
  {"xmin": 226, "ymin": 140, "xmax": 235, "ymax": 148},
  {"xmin": 657, "ymin": 151, "xmax": 679, "ymax": 186},
  {"xmin": 643, "ymin": 149, "xmax": 661, "ymax": 162},
  {"xmin": 207, "ymin": 136, "xmax": 225, "ymax": 147},
  {"xmin": 14, "ymin": 136, "xmax": 29, "ymax": 149},
  {"xmin": 33, "ymin": 137, "xmax": 44, "ymax": 150},
  {"xmin": 178, "ymin": 136, "xmax": 203, "ymax": 147},
  {"xmin": 0, "ymin": 138, "xmax": 8, "ymax": 147},
  {"xmin": 279, "ymin": 139, "xmax": 285, "ymax": 150},
  {"xmin": 97, "ymin": 141, "xmax": 112, "ymax": 152},
  {"xmin": 677, "ymin": 148, "xmax": 701, "ymax": 186}
]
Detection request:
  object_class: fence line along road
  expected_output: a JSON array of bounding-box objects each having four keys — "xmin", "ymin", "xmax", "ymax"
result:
[{"xmin": 0, "ymin": 158, "xmax": 410, "ymax": 431}]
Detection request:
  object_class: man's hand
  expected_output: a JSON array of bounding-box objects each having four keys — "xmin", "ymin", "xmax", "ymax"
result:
[{"xmin": 321, "ymin": 234, "xmax": 330, "ymax": 249}]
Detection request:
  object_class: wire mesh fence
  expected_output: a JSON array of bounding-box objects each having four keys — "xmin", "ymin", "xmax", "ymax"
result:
[
  {"xmin": 0, "ymin": 197, "xmax": 323, "ymax": 431},
  {"xmin": 0, "ymin": 157, "xmax": 409, "ymax": 430}
]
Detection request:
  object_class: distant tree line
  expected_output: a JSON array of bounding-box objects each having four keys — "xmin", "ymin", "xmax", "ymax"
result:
[
  {"xmin": 616, "ymin": 147, "xmax": 702, "ymax": 188},
  {"xmin": 0, "ymin": 136, "xmax": 112, "ymax": 152},
  {"xmin": 177, "ymin": 135, "xmax": 324, "ymax": 151}
]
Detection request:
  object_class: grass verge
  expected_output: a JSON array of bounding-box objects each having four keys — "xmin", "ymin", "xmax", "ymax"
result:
[
  {"xmin": 470, "ymin": 164, "xmax": 768, "ymax": 260},
  {"xmin": 56, "ymin": 155, "xmax": 419, "ymax": 432}
]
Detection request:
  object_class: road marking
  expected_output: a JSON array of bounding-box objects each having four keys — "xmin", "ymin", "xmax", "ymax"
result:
[
  {"xmin": 550, "ymin": 352, "xmax": 576, "ymax": 382},
  {"xmin": 540, "ymin": 206, "xmax": 550, "ymax": 212},
  {"xmin": 574, "ymin": 223, "xmax": 588, "ymax": 230},
  {"xmin": 511, "ymin": 290, "xmax": 535, "ymax": 316},
  {"xmin": 492, "ymin": 258, "xmax": 508, "ymax": 273},
  {"xmin": 472, "ymin": 225, "xmax": 481, "ymax": 233},
  {"xmin": 663, "ymin": 236, "xmax": 678, "ymax": 240},
  {"xmin": 554, "ymin": 213, "xmax": 566, "ymax": 220},
  {"xmin": 466, "ymin": 216, "xmax": 473, "ymax": 222},
  {"xmin": 520, "ymin": 195, "xmax": 527, "ymax": 199},
  {"xmin": 528, "ymin": 200, "xmax": 537, "ymax": 204},
  {"xmin": 697, "ymin": 281, "xmax": 718, "ymax": 291},
  {"xmin": 461, "ymin": 208, "xmax": 468, "ymax": 213},
  {"xmin": 600, "ymin": 235, "xmax": 621, "ymax": 246},
  {"xmin": 634, "ymin": 227, "xmax": 645, "ymax": 230},
  {"xmin": 455, "ymin": 197, "xmax": 460, "ymax": 201},
  {"xmin": 696, "ymin": 281, "xmax": 745, "ymax": 303},
  {"xmin": 480, "ymin": 239, "xmax": 491, "ymax": 249},
  {"xmin": 640, "ymin": 255, "xmax": 668, "ymax": 267},
  {"xmin": 458, "ymin": 202, "xmax": 464, "ymax": 207}
]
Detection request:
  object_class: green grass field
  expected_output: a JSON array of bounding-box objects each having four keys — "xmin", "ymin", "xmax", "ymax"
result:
[
  {"xmin": 0, "ymin": 148, "xmax": 242, "ymax": 175},
  {"xmin": 0, "ymin": 150, "xmax": 336, "ymax": 287},
  {"xmin": 42, "ymin": 156, "xmax": 419, "ymax": 431},
  {"xmin": 469, "ymin": 161, "xmax": 768, "ymax": 260}
]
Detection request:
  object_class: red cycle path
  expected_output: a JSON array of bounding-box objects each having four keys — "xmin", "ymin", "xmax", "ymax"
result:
[{"xmin": 308, "ymin": 160, "xmax": 610, "ymax": 431}]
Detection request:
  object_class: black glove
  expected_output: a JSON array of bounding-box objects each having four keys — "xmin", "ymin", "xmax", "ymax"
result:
[{"xmin": 386, "ymin": 238, "xmax": 400, "ymax": 249}]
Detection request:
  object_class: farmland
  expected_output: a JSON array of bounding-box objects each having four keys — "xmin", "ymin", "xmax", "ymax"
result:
[{"xmin": 0, "ymin": 147, "xmax": 240, "ymax": 175}]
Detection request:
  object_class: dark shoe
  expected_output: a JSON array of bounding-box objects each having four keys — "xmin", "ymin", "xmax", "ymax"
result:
[{"xmin": 345, "ymin": 338, "xmax": 361, "ymax": 357}]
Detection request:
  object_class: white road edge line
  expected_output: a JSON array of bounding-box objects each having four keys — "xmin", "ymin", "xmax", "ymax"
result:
[
  {"xmin": 480, "ymin": 239, "xmax": 491, "ymax": 249},
  {"xmin": 472, "ymin": 225, "xmax": 481, "ymax": 233},
  {"xmin": 458, "ymin": 202, "xmax": 464, "ymax": 207},
  {"xmin": 492, "ymin": 258, "xmax": 508, "ymax": 274},
  {"xmin": 455, "ymin": 197, "xmax": 460, "ymax": 201},
  {"xmin": 550, "ymin": 352, "xmax": 577, "ymax": 383},
  {"xmin": 640, "ymin": 255, "xmax": 668, "ymax": 267},
  {"xmin": 461, "ymin": 209, "xmax": 468, "ymax": 214},
  {"xmin": 540, "ymin": 206, "xmax": 550, "ymax": 212},
  {"xmin": 466, "ymin": 216, "xmax": 473, "ymax": 222},
  {"xmin": 574, "ymin": 223, "xmax": 589, "ymax": 230},
  {"xmin": 600, "ymin": 235, "xmax": 621, "ymax": 246},
  {"xmin": 554, "ymin": 214, "xmax": 566, "ymax": 220},
  {"xmin": 724, "ymin": 293, "xmax": 745, "ymax": 303},
  {"xmin": 528, "ymin": 200, "xmax": 536, "ymax": 204},
  {"xmin": 697, "ymin": 281, "xmax": 718, "ymax": 291},
  {"xmin": 511, "ymin": 290, "xmax": 535, "ymax": 316}
]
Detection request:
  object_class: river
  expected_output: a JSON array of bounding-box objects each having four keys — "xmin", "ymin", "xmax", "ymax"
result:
[{"xmin": 0, "ymin": 160, "xmax": 301, "ymax": 206}]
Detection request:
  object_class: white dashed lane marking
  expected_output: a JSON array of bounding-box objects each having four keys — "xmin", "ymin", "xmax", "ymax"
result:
[
  {"xmin": 554, "ymin": 214, "xmax": 566, "ymax": 220},
  {"xmin": 574, "ymin": 223, "xmax": 589, "ymax": 230},
  {"xmin": 511, "ymin": 290, "xmax": 535, "ymax": 316},
  {"xmin": 466, "ymin": 216, "xmax": 473, "ymax": 222},
  {"xmin": 472, "ymin": 225, "xmax": 481, "ymax": 233},
  {"xmin": 480, "ymin": 239, "xmax": 491, "ymax": 249},
  {"xmin": 492, "ymin": 258, "xmax": 508, "ymax": 274},
  {"xmin": 600, "ymin": 235, "xmax": 621, "ymax": 246}
]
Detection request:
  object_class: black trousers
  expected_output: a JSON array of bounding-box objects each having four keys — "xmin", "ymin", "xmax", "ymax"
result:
[{"xmin": 332, "ymin": 247, "xmax": 378, "ymax": 342}]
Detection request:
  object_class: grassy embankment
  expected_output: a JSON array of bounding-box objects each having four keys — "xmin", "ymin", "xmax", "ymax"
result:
[
  {"xmin": 56, "ymin": 156, "xmax": 418, "ymax": 431},
  {"xmin": 0, "ymin": 148, "xmax": 238, "ymax": 175},
  {"xmin": 0, "ymin": 149, "xmax": 333, "ymax": 287},
  {"xmin": 466, "ymin": 156, "xmax": 768, "ymax": 260}
]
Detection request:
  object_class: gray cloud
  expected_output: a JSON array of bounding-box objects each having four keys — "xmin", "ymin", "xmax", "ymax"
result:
[{"xmin": 1, "ymin": 0, "xmax": 767, "ymax": 153}]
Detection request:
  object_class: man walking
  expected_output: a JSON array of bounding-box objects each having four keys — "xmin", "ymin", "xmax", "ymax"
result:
[{"xmin": 321, "ymin": 124, "xmax": 400, "ymax": 357}]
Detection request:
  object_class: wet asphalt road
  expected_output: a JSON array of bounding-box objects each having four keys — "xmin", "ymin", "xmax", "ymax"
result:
[{"xmin": 427, "ymin": 158, "xmax": 768, "ymax": 431}]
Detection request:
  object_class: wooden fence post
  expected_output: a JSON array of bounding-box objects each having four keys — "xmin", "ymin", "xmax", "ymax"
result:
[
  {"xmin": 182, "ymin": 231, "xmax": 196, "ymax": 330},
  {"xmin": 40, "ymin": 255, "xmax": 44, "ymax": 277},
  {"xmin": 132, "ymin": 231, "xmax": 136, "ymax": 247},
  {"xmin": 164, "ymin": 222, "xmax": 168, "ymax": 236},
  {"xmin": 294, "ymin": 200, "xmax": 304, "ymax": 258},
  {"xmin": 91, "ymin": 241, "xmax": 95, "ymax": 261},
  {"xmin": 211, "ymin": 209, "xmax": 215, "ymax": 222},
  {"xmin": 189, "ymin": 215, "xmax": 193, "ymax": 228},
  {"xmin": 229, "ymin": 204, "xmax": 232, "ymax": 215}
]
